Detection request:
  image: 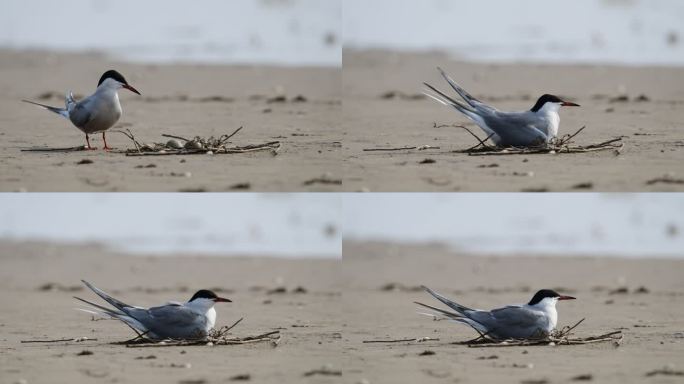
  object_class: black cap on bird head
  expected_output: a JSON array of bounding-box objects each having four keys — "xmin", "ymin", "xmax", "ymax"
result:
[
  {"xmin": 528, "ymin": 289, "xmax": 576, "ymax": 305},
  {"xmin": 97, "ymin": 70, "xmax": 141, "ymax": 94},
  {"xmin": 530, "ymin": 94, "xmax": 580, "ymax": 112},
  {"xmin": 98, "ymin": 70, "xmax": 129, "ymax": 86},
  {"xmin": 189, "ymin": 289, "xmax": 232, "ymax": 303}
]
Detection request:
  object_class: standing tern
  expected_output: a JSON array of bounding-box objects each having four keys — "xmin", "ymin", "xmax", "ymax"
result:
[
  {"xmin": 75, "ymin": 280, "xmax": 231, "ymax": 340},
  {"xmin": 416, "ymin": 286, "xmax": 576, "ymax": 340},
  {"xmin": 23, "ymin": 70, "xmax": 141, "ymax": 150},
  {"xmin": 424, "ymin": 68, "xmax": 579, "ymax": 147}
]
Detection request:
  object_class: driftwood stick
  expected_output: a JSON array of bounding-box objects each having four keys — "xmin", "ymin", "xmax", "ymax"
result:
[
  {"xmin": 362, "ymin": 337, "xmax": 439, "ymax": 343},
  {"xmin": 556, "ymin": 125, "xmax": 586, "ymax": 146},
  {"xmin": 21, "ymin": 337, "xmax": 97, "ymax": 343},
  {"xmin": 224, "ymin": 317, "xmax": 244, "ymax": 333},
  {"xmin": 21, "ymin": 146, "xmax": 87, "ymax": 152},
  {"xmin": 555, "ymin": 318, "xmax": 585, "ymax": 338},
  {"xmin": 363, "ymin": 146, "xmax": 418, "ymax": 152},
  {"xmin": 222, "ymin": 126, "xmax": 243, "ymax": 142},
  {"xmin": 161, "ymin": 133, "xmax": 192, "ymax": 142}
]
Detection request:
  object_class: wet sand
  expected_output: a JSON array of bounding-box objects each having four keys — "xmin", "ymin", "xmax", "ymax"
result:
[
  {"xmin": 0, "ymin": 50, "xmax": 341, "ymax": 192},
  {"xmin": 0, "ymin": 241, "xmax": 342, "ymax": 384},
  {"xmin": 342, "ymin": 241, "xmax": 684, "ymax": 383},
  {"xmin": 343, "ymin": 50, "xmax": 684, "ymax": 191}
]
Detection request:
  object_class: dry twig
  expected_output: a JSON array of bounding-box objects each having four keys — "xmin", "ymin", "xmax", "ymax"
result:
[{"xmin": 362, "ymin": 337, "xmax": 439, "ymax": 343}]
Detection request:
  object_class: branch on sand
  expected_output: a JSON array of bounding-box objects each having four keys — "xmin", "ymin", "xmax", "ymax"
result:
[
  {"xmin": 20, "ymin": 337, "xmax": 97, "ymax": 343},
  {"xmin": 362, "ymin": 336, "xmax": 440, "ymax": 344}
]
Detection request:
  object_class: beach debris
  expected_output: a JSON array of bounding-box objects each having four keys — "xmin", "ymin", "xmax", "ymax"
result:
[
  {"xmin": 418, "ymin": 350, "xmax": 436, "ymax": 356},
  {"xmin": 645, "ymin": 366, "xmax": 684, "ymax": 377},
  {"xmin": 571, "ymin": 374, "xmax": 593, "ymax": 381},
  {"xmin": 362, "ymin": 336, "xmax": 439, "ymax": 343},
  {"xmin": 76, "ymin": 350, "xmax": 94, "ymax": 356},
  {"xmin": 229, "ymin": 374, "xmax": 251, "ymax": 381},
  {"xmin": 419, "ymin": 158, "xmax": 436, "ymax": 164},
  {"xmin": 477, "ymin": 355, "xmax": 499, "ymax": 360},
  {"xmin": 135, "ymin": 355, "xmax": 157, "ymax": 360},
  {"xmin": 521, "ymin": 379, "xmax": 548, "ymax": 384},
  {"xmin": 363, "ymin": 145, "xmax": 441, "ymax": 151},
  {"xmin": 379, "ymin": 282, "xmax": 423, "ymax": 292},
  {"xmin": 646, "ymin": 174, "xmax": 684, "ymax": 185},
  {"xmin": 634, "ymin": 286, "xmax": 650, "ymax": 294},
  {"xmin": 572, "ymin": 182, "xmax": 594, "ymax": 189},
  {"xmin": 303, "ymin": 364, "xmax": 342, "ymax": 377},
  {"xmin": 609, "ymin": 95, "xmax": 629, "ymax": 103},
  {"xmin": 115, "ymin": 127, "xmax": 281, "ymax": 157},
  {"xmin": 76, "ymin": 159, "xmax": 94, "ymax": 165},
  {"xmin": 21, "ymin": 337, "xmax": 96, "ymax": 343},
  {"xmin": 302, "ymin": 173, "xmax": 341, "ymax": 186},
  {"xmin": 380, "ymin": 90, "xmax": 426, "ymax": 100},
  {"xmin": 38, "ymin": 282, "xmax": 83, "ymax": 292},
  {"xmin": 229, "ymin": 182, "xmax": 251, "ymax": 190}
]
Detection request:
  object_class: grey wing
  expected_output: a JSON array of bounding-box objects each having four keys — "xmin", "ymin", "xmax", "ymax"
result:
[
  {"xmin": 68, "ymin": 97, "xmax": 94, "ymax": 128},
  {"xmin": 130, "ymin": 304, "xmax": 206, "ymax": 338},
  {"xmin": 488, "ymin": 305, "xmax": 548, "ymax": 337},
  {"xmin": 482, "ymin": 111, "xmax": 548, "ymax": 146}
]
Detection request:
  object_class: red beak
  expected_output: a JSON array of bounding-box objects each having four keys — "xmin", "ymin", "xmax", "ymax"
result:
[
  {"xmin": 214, "ymin": 297, "xmax": 232, "ymax": 303},
  {"xmin": 123, "ymin": 83, "xmax": 141, "ymax": 95},
  {"xmin": 561, "ymin": 101, "xmax": 580, "ymax": 107},
  {"xmin": 558, "ymin": 295, "xmax": 576, "ymax": 301}
]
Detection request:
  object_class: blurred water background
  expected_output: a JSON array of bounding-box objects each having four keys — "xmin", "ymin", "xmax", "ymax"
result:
[
  {"xmin": 344, "ymin": 194, "xmax": 684, "ymax": 258},
  {"xmin": 344, "ymin": 0, "xmax": 684, "ymax": 66},
  {"xmin": 0, "ymin": 194, "xmax": 341, "ymax": 258},
  {"xmin": 0, "ymin": 0, "xmax": 340, "ymax": 66}
]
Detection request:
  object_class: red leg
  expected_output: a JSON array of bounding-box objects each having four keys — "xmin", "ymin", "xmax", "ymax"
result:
[
  {"xmin": 85, "ymin": 134, "xmax": 97, "ymax": 150},
  {"xmin": 102, "ymin": 132, "xmax": 112, "ymax": 150}
]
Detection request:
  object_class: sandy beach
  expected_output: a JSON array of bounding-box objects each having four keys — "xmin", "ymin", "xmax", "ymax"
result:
[
  {"xmin": 2, "ymin": 240, "xmax": 683, "ymax": 383},
  {"xmin": 342, "ymin": 50, "xmax": 684, "ymax": 192},
  {"xmin": 0, "ymin": 241, "xmax": 342, "ymax": 384},
  {"xmin": 342, "ymin": 241, "xmax": 684, "ymax": 383},
  {"xmin": 0, "ymin": 50, "xmax": 341, "ymax": 192}
]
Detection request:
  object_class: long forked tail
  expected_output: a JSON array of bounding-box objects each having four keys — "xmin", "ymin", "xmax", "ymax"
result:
[
  {"xmin": 22, "ymin": 99, "xmax": 69, "ymax": 119},
  {"xmin": 421, "ymin": 285, "xmax": 473, "ymax": 315},
  {"xmin": 81, "ymin": 280, "xmax": 134, "ymax": 313},
  {"xmin": 436, "ymin": 67, "xmax": 482, "ymax": 108},
  {"xmin": 422, "ymin": 81, "xmax": 484, "ymax": 124}
]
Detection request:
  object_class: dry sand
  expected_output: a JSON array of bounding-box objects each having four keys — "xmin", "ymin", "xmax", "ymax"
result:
[
  {"xmin": 0, "ymin": 50, "xmax": 341, "ymax": 192},
  {"xmin": 0, "ymin": 241, "xmax": 343, "ymax": 384},
  {"xmin": 343, "ymin": 50, "xmax": 684, "ymax": 191},
  {"xmin": 342, "ymin": 241, "xmax": 684, "ymax": 384}
]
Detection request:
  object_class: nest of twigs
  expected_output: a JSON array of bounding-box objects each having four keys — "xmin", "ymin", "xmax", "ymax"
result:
[
  {"xmin": 361, "ymin": 318, "xmax": 623, "ymax": 348},
  {"xmin": 447, "ymin": 124, "xmax": 624, "ymax": 156},
  {"xmin": 115, "ymin": 126, "xmax": 281, "ymax": 156},
  {"xmin": 121, "ymin": 318, "xmax": 281, "ymax": 348},
  {"xmin": 456, "ymin": 318, "xmax": 623, "ymax": 348}
]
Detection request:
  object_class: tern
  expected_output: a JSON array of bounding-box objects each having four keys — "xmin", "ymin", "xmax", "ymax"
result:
[
  {"xmin": 416, "ymin": 286, "xmax": 576, "ymax": 340},
  {"xmin": 75, "ymin": 280, "xmax": 231, "ymax": 340},
  {"xmin": 23, "ymin": 70, "xmax": 141, "ymax": 150},
  {"xmin": 423, "ymin": 68, "xmax": 579, "ymax": 147}
]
